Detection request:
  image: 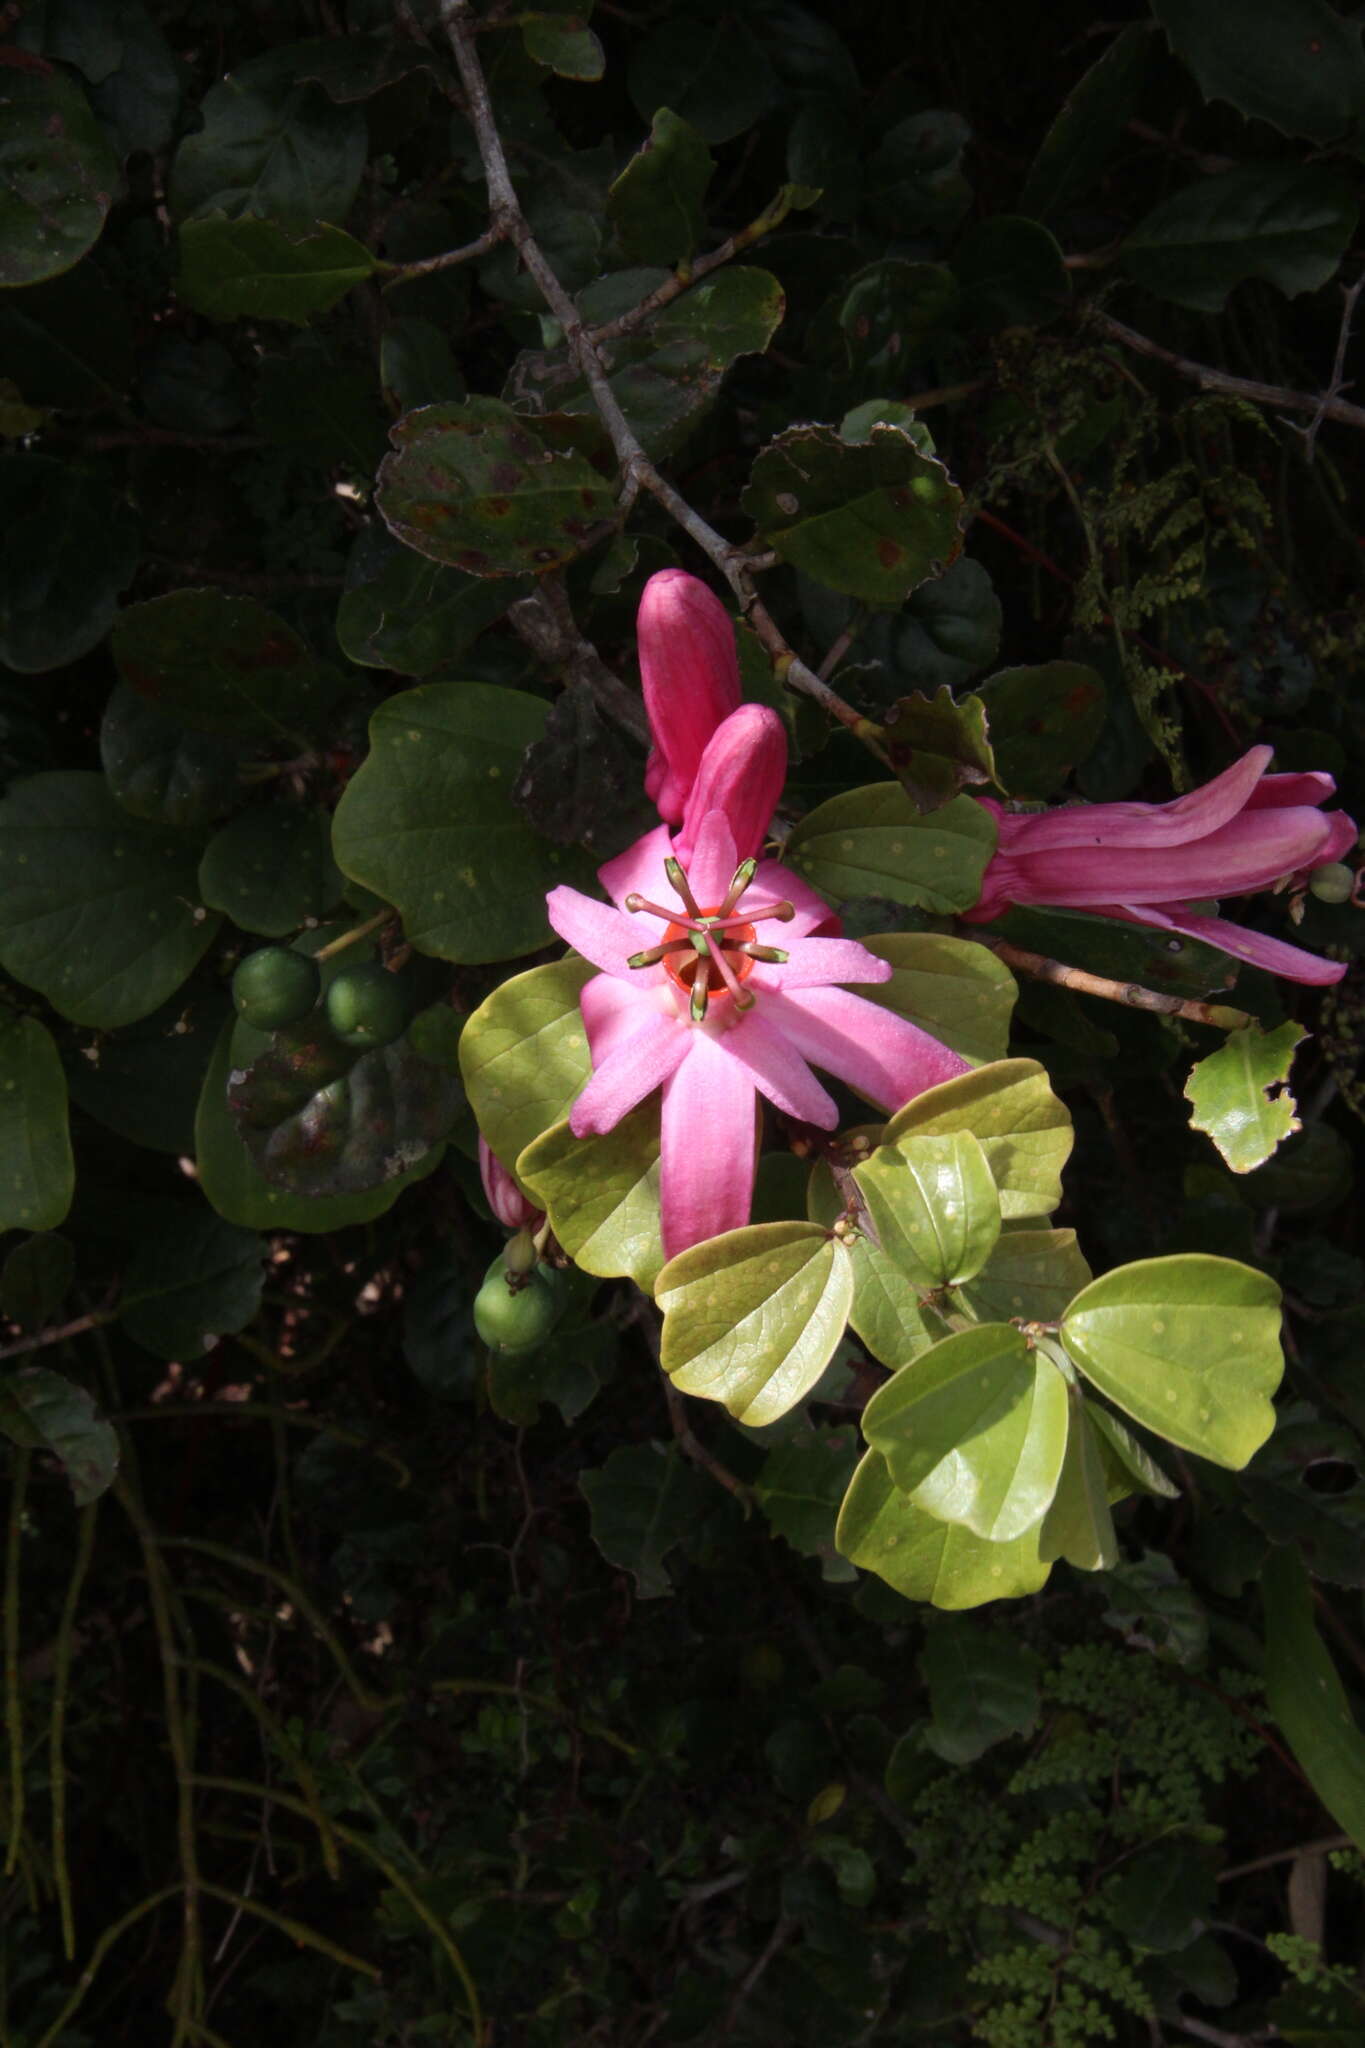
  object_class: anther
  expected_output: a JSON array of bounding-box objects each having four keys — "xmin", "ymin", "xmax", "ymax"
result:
[
  {"xmin": 740, "ymin": 943, "xmax": 789, "ymax": 963},
  {"xmin": 625, "ymin": 892, "xmax": 699, "ymax": 927},
  {"xmin": 711, "ymin": 899, "xmax": 794, "ymax": 928},
  {"xmin": 718, "ymin": 858, "xmax": 757, "ymax": 919},
  {"xmin": 663, "ymin": 857, "xmax": 703, "ymax": 918},
  {"xmin": 626, "ymin": 939, "xmax": 692, "ymax": 969}
]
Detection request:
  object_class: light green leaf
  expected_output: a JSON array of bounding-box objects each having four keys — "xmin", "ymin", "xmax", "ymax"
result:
[
  {"xmin": 112, "ymin": 590, "xmax": 338, "ymax": 743},
  {"xmin": 657, "ymin": 1222, "xmax": 854, "ymax": 1426},
  {"xmin": 957, "ymin": 1226, "xmax": 1092, "ymax": 1326},
  {"xmin": 177, "ymin": 214, "xmax": 376, "ymax": 323},
  {"xmin": 0, "ymin": 772, "xmax": 219, "ymax": 1028},
  {"xmin": 579, "ymin": 1440, "xmax": 712, "ymax": 1598},
  {"xmin": 0, "ymin": 64, "xmax": 120, "ymax": 288},
  {"xmin": 861, "ymin": 1322, "xmax": 1069, "ymax": 1542},
  {"xmin": 1185, "ymin": 1021, "xmax": 1305, "ymax": 1174},
  {"xmin": 883, "ymin": 1058, "xmax": 1073, "ymax": 1220},
  {"xmin": 517, "ymin": 1105, "xmax": 663, "ymax": 1291},
  {"xmin": 807, "ymin": 1160, "xmax": 948, "ymax": 1370},
  {"xmin": 1153, "ymin": 0, "xmax": 1365, "ymax": 145},
  {"xmin": 920, "ymin": 1618, "xmax": 1041, "ymax": 1761},
  {"xmin": 835, "ymin": 1449, "xmax": 1051, "ymax": 1608},
  {"xmin": 331, "ymin": 681, "xmax": 592, "ymax": 963},
  {"xmin": 1061, "ymin": 1253, "xmax": 1283, "ymax": 1467},
  {"xmin": 1263, "ymin": 1544, "xmax": 1365, "ymax": 1852},
  {"xmin": 785, "ymin": 785, "xmax": 996, "ymax": 917},
  {"xmin": 0, "ymin": 1015, "xmax": 74, "ymax": 1233},
  {"xmin": 0, "ymin": 1369, "xmax": 118, "ymax": 1506},
  {"xmin": 1088, "ymin": 1402, "xmax": 1179, "ymax": 1501},
  {"xmin": 742, "ymin": 424, "xmax": 964, "ymax": 604},
  {"xmin": 1120, "ymin": 164, "xmax": 1357, "ymax": 314},
  {"xmin": 119, "ymin": 1203, "xmax": 265, "ymax": 1361},
  {"xmin": 1039, "ymin": 1387, "xmax": 1118, "ymax": 1573},
  {"xmin": 859, "ymin": 933, "xmax": 1017, "ymax": 1066},
  {"xmin": 608, "ymin": 106, "xmax": 713, "ymax": 265},
  {"xmin": 458, "ymin": 957, "xmax": 594, "ymax": 1177},
  {"xmin": 854, "ymin": 1131, "xmax": 1001, "ymax": 1290}
]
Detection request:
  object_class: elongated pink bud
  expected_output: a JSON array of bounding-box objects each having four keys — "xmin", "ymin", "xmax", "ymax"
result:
[
  {"xmin": 479, "ymin": 1135, "xmax": 541, "ymax": 1229},
  {"xmin": 674, "ymin": 704, "xmax": 787, "ymax": 868},
  {"xmin": 638, "ymin": 569, "xmax": 742, "ymax": 825}
]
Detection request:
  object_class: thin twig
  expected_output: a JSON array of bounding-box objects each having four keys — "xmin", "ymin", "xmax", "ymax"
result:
[
  {"xmin": 1219, "ymin": 1832, "xmax": 1352, "ymax": 1883},
  {"xmin": 587, "ymin": 184, "xmax": 811, "ymax": 346},
  {"xmin": 663, "ymin": 1380, "xmax": 752, "ymax": 1507},
  {"xmin": 1094, "ymin": 309, "xmax": 1365, "ymax": 434},
  {"xmin": 0, "ymin": 1309, "xmax": 115, "ymax": 1364},
  {"xmin": 1291, "ymin": 269, "xmax": 1365, "ymax": 462},
  {"xmin": 379, "ymin": 223, "xmax": 503, "ymax": 291},
  {"xmin": 51, "ymin": 1500, "xmax": 98, "ymax": 1960},
  {"xmin": 4, "ymin": 1450, "xmax": 29, "ymax": 1878},
  {"xmin": 507, "ymin": 579, "xmax": 651, "ymax": 743},
  {"xmin": 980, "ymin": 937, "xmax": 1250, "ymax": 1029}
]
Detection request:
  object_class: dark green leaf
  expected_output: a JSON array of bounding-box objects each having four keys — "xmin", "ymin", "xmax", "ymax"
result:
[
  {"xmin": 0, "ymin": 1234, "xmax": 74, "ymax": 1331},
  {"xmin": 379, "ymin": 318, "xmax": 464, "ymax": 412},
  {"xmin": 987, "ymin": 905, "xmax": 1240, "ymax": 999},
  {"xmin": 0, "ymin": 258, "xmax": 133, "ymax": 409},
  {"xmin": 0, "ymin": 772, "xmax": 219, "ymax": 1028},
  {"xmin": 19, "ymin": 0, "xmax": 182, "ymax": 160},
  {"xmin": 975, "ymin": 661, "xmax": 1106, "ymax": 797},
  {"xmin": 0, "ymin": 60, "xmax": 120, "ymax": 287},
  {"xmin": 858, "ymin": 932, "xmax": 1017, "ymax": 1067},
  {"xmin": 0, "ymin": 1015, "xmax": 74, "ymax": 1232},
  {"xmin": 177, "ymin": 214, "xmax": 377, "ymax": 324},
  {"xmin": 100, "ymin": 682, "xmax": 248, "ymax": 830},
  {"xmin": 608, "ymin": 106, "xmax": 713, "ymax": 265},
  {"xmin": 1120, "ymin": 164, "xmax": 1357, "ymax": 314},
  {"xmin": 198, "ymin": 805, "xmax": 342, "ymax": 938},
  {"xmin": 1100, "ymin": 1550, "xmax": 1209, "ymax": 1664},
  {"xmin": 254, "ymin": 337, "xmax": 388, "ymax": 471},
  {"xmin": 169, "ymin": 72, "xmax": 366, "ymax": 229},
  {"xmin": 1021, "ymin": 22, "xmax": 1152, "ymax": 220},
  {"xmin": 511, "ymin": 680, "xmax": 653, "ymax": 853},
  {"xmin": 1264, "ymin": 1542, "xmax": 1365, "ymax": 1850},
  {"xmin": 953, "ymin": 216, "xmax": 1070, "ymax": 332},
  {"xmin": 580, "ymin": 1440, "xmax": 713, "ymax": 1597},
  {"xmin": 1104, "ymin": 1844, "xmax": 1215, "ymax": 1953},
  {"xmin": 838, "ymin": 261, "xmax": 958, "ymax": 374},
  {"xmin": 112, "ymin": 590, "xmax": 340, "ymax": 744},
  {"xmin": 920, "ymin": 1618, "xmax": 1041, "ymax": 1762},
  {"xmin": 880, "ymin": 686, "xmax": 996, "ymax": 813},
  {"xmin": 755, "ymin": 1427, "xmax": 862, "ymax": 1581},
  {"xmin": 1153, "ymin": 0, "xmax": 1365, "ymax": 144},
  {"xmin": 867, "ymin": 111, "xmax": 971, "ymax": 234},
  {"xmin": 66, "ymin": 988, "xmax": 228, "ymax": 1157},
  {"xmin": 119, "ymin": 1203, "xmax": 265, "ymax": 1360},
  {"xmin": 141, "ymin": 336, "xmax": 248, "ymax": 434},
  {"xmin": 337, "ymin": 531, "xmax": 524, "ymax": 677},
  {"xmin": 628, "ymin": 17, "xmax": 776, "ymax": 143},
  {"xmin": 0, "ymin": 455, "xmax": 137, "ymax": 672},
  {"xmin": 784, "ymin": 785, "xmax": 996, "ymax": 917},
  {"xmin": 1240, "ymin": 1407, "xmax": 1365, "ymax": 1589},
  {"xmin": 0, "ymin": 1368, "xmax": 117, "ymax": 1505},
  {"xmin": 523, "ymin": 15, "xmax": 605, "ymax": 81}
]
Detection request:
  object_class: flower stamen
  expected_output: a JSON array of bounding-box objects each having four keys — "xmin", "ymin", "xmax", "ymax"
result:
[
  {"xmin": 663, "ymin": 856, "xmax": 704, "ymax": 919},
  {"xmin": 718, "ymin": 858, "xmax": 757, "ymax": 919}
]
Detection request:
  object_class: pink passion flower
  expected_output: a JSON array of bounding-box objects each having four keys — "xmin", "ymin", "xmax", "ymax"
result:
[
  {"xmin": 637, "ymin": 567, "xmax": 742, "ymax": 826},
  {"xmin": 546, "ymin": 706, "xmax": 970, "ymax": 1261},
  {"xmin": 964, "ymin": 746, "xmax": 1357, "ymax": 986}
]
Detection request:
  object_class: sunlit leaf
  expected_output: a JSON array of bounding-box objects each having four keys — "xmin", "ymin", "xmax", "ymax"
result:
[
  {"xmin": 459, "ymin": 958, "xmax": 594, "ymax": 1177},
  {"xmin": 518, "ymin": 1105, "xmax": 663, "ymax": 1290},
  {"xmin": 836, "ymin": 1449, "xmax": 1051, "ymax": 1608},
  {"xmin": 882, "ymin": 1058, "xmax": 1072, "ymax": 1220},
  {"xmin": 853, "ymin": 1130, "xmax": 1001, "ymax": 1290},
  {"xmin": 785, "ymin": 785, "xmax": 996, "ymax": 917},
  {"xmin": 1185, "ymin": 1021, "xmax": 1305, "ymax": 1174}
]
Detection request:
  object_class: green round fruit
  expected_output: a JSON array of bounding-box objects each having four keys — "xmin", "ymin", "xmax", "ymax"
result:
[
  {"xmin": 231, "ymin": 946, "xmax": 321, "ymax": 1030},
  {"xmin": 1309, "ymin": 862, "xmax": 1355, "ymax": 905},
  {"xmin": 473, "ymin": 1254, "xmax": 564, "ymax": 1354},
  {"xmin": 325, "ymin": 962, "xmax": 410, "ymax": 1050}
]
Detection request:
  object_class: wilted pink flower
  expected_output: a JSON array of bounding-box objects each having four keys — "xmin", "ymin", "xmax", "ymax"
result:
[
  {"xmin": 638, "ymin": 568, "xmax": 741, "ymax": 826},
  {"xmin": 479, "ymin": 1135, "xmax": 542, "ymax": 1230},
  {"xmin": 547, "ymin": 706, "xmax": 969, "ymax": 1260},
  {"xmin": 964, "ymin": 747, "xmax": 1357, "ymax": 986}
]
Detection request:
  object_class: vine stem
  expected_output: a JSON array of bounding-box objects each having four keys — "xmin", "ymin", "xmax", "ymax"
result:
[
  {"xmin": 0, "ymin": 1309, "xmax": 115, "ymax": 1364},
  {"xmin": 4, "ymin": 1449, "xmax": 29, "ymax": 1877},
  {"xmin": 438, "ymin": 0, "xmax": 887, "ymax": 760},
  {"xmin": 979, "ymin": 938, "xmax": 1251, "ymax": 1030},
  {"xmin": 312, "ymin": 907, "xmax": 393, "ymax": 963},
  {"xmin": 51, "ymin": 1499, "xmax": 98, "ymax": 1959},
  {"xmin": 1093, "ymin": 309, "xmax": 1365, "ymax": 435}
]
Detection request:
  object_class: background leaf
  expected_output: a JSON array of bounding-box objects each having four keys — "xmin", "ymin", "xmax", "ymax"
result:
[
  {"xmin": 1263, "ymin": 1544, "xmax": 1365, "ymax": 1852},
  {"xmin": 1120, "ymin": 164, "xmax": 1357, "ymax": 313},
  {"xmin": 0, "ymin": 63, "xmax": 120, "ymax": 288},
  {"xmin": 0, "ymin": 1368, "xmax": 117, "ymax": 1505},
  {"xmin": 785, "ymin": 785, "xmax": 996, "ymax": 916},
  {"xmin": 1185, "ymin": 1021, "xmax": 1306, "ymax": 1174},
  {"xmin": 0, "ymin": 1015, "xmax": 74, "ymax": 1232}
]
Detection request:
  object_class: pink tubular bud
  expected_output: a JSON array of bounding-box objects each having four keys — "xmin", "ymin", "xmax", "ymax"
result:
[
  {"xmin": 673, "ymin": 704, "xmax": 788, "ymax": 868},
  {"xmin": 637, "ymin": 569, "xmax": 742, "ymax": 825},
  {"xmin": 478, "ymin": 1135, "xmax": 541, "ymax": 1230}
]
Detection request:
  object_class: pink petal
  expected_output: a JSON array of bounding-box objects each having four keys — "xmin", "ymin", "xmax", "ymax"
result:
[
  {"xmin": 1003, "ymin": 806, "xmax": 1344, "ymax": 907},
  {"xmin": 598, "ymin": 822, "xmax": 679, "ymax": 914},
  {"xmin": 751, "ymin": 855, "xmax": 842, "ymax": 938},
  {"xmin": 1105, "ymin": 903, "xmax": 1348, "ymax": 987},
  {"xmin": 1314, "ymin": 811, "xmax": 1359, "ymax": 866},
  {"xmin": 637, "ymin": 570, "xmax": 741, "ymax": 826},
  {"xmin": 674, "ymin": 704, "xmax": 787, "ymax": 866},
  {"xmin": 479, "ymin": 1135, "xmax": 541, "ymax": 1228},
  {"xmin": 763, "ymin": 985, "xmax": 971, "ymax": 1112},
  {"xmin": 716, "ymin": 1011, "xmax": 838, "ymax": 1125},
  {"xmin": 546, "ymin": 885, "xmax": 652, "ymax": 980},
  {"xmin": 570, "ymin": 1009, "xmax": 690, "ymax": 1135},
  {"xmin": 659, "ymin": 1034, "xmax": 757, "ymax": 1259},
  {"xmin": 751, "ymin": 935, "xmax": 893, "ymax": 993},
  {"xmin": 580, "ymin": 971, "xmax": 674, "ymax": 1063},
  {"xmin": 1247, "ymin": 769, "xmax": 1339, "ymax": 809},
  {"xmin": 685, "ymin": 808, "xmax": 740, "ymax": 908},
  {"xmin": 992, "ymin": 747, "xmax": 1273, "ymax": 857}
]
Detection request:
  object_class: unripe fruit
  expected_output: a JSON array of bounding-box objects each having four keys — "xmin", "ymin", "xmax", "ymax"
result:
[
  {"xmin": 1309, "ymin": 862, "xmax": 1355, "ymax": 905},
  {"xmin": 325, "ymin": 962, "xmax": 410, "ymax": 1049},
  {"xmin": 232, "ymin": 947, "xmax": 321, "ymax": 1030},
  {"xmin": 473, "ymin": 1253, "xmax": 564, "ymax": 1353}
]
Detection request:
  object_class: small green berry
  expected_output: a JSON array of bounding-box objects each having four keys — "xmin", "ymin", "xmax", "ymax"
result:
[
  {"xmin": 473, "ymin": 1254, "xmax": 564, "ymax": 1353},
  {"xmin": 325, "ymin": 962, "xmax": 409, "ymax": 1050},
  {"xmin": 232, "ymin": 947, "xmax": 321, "ymax": 1031},
  {"xmin": 1309, "ymin": 862, "xmax": 1355, "ymax": 906}
]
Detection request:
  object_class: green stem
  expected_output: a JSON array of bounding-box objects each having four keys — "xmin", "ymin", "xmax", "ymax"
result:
[
  {"xmin": 312, "ymin": 909, "xmax": 393, "ymax": 964},
  {"xmin": 50, "ymin": 1499, "xmax": 98, "ymax": 1959},
  {"xmin": 4, "ymin": 1450, "xmax": 28, "ymax": 1878},
  {"xmin": 33, "ymin": 1886, "xmax": 184, "ymax": 2048}
]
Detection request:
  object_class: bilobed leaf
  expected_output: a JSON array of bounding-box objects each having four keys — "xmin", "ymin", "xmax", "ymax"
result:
[
  {"xmin": 0, "ymin": 455, "xmax": 138, "ymax": 673},
  {"xmin": 517, "ymin": 1106, "xmax": 663, "ymax": 1291},
  {"xmin": 1021, "ymin": 21, "xmax": 1152, "ymax": 220},
  {"xmin": 785, "ymin": 785, "xmax": 996, "ymax": 916},
  {"xmin": 755, "ymin": 1427, "xmax": 862, "ymax": 1580},
  {"xmin": 974, "ymin": 662, "xmax": 1106, "ymax": 797},
  {"xmin": 742, "ymin": 424, "xmax": 964, "ymax": 604},
  {"xmin": 100, "ymin": 682, "xmax": 247, "ymax": 829},
  {"xmin": 0, "ymin": 61, "xmax": 120, "ymax": 288},
  {"xmin": 608, "ymin": 106, "xmax": 713, "ymax": 265},
  {"xmin": 859, "ymin": 933, "xmax": 1016, "ymax": 1067},
  {"xmin": 177, "ymin": 214, "xmax": 377, "ymax": 324},
  {"xmin": 1263, "ymin": 1543, "xmax": 1365, "ymax": 1853},
  {"xmin": 198, "ymin": 805, "xmax": 342, "ymax": 938},
  {"xmin": 0, "ymin": 1369, "xmax": 117, "ymax": 1506},
  {"xmin": 880, "ymin": 687, "xmax": 996, "ymax": 814},
  {"xmin": 120, "ymin": 1205, "xmax": 265, "ymax": 1361},
  {"xmin": 657, "ymin": 1222, "xmax": 854, "ymax": 1426},
  {"xmin": 459, "ymin": 958, "xmax": 594, "ymax": 1177},
  {"xmin": 112, "ymin": 591, "xmax": 339, "ymax": 743},
  {"xmin": 0, "ymin": 1016, "xmax": 74, "ymax": 1232},
  {"xmin": 337, "ymin": 533, "xmax": 524, "ymax": 677},
  {"xmin": 835, "ymin": 1449, "xmax": 1051, "ymax": 1608},
  {"xmin": 1061, "ymin": 1254, "xmax": 1283, "ymax": 1467},
  {"xmin": 579, "ymin": 1440, "xmax": 712, "ymax": 1598},
  {"xmin": 375, "ymin": 396, "xmax": 617, "ymax": 579},
  {"xmin": 1185, "ymin": 1021, "xmax": 1305, "ymax": 1174},
  {"xmin": 0, "ymin": 772, "xmax": 219, "ymax": 1029},
  {"xmin": 883, "ymin": 1059, "xmax": 1073, "ymax": 1220},
  {"xmin": 1088, "ymin": 1403, "xmax": 1179, "ymax": 1501},
  {"xmin": 853, "ymin": 1131, "xmax": 1001, "ymax": 1290},
  {"xmin": 861, "ymin": 1323, "xmax": 1069, "ymax": 1542},
  {"xmin": 195, "ymin": 1019, "xmax": 438, "ymax": 1230},
  {"xmin": 957, "ymin": 1226, "xmax": 1092, "ymax": 1326},
  {"xmin": 1039, "ymin": 1388, "xmax": 1118, "ymax": 1572},
  {"xmin": 920, "ymin": 1618, "xmax": 1041, "ymax": 1761},
  {"xmin": 807, "ymin": 1161, "xmax": 949, "ymax": 1370},
  {"xmin": 1152, "ymin": 0, "xmax": 1365, "ymax": 145},
  {"xmin": 1120, "ymin": 164, "xmax": 1357, "ymax": 314},
  {"xmin": 331, "ymin": 681, "xmax": 592, "ymax": 963}
]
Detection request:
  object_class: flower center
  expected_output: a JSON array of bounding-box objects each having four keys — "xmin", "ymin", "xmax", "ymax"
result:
[{"xmin": 624, "ymin": 854, "xmax": 794, "ymax": 1022}]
